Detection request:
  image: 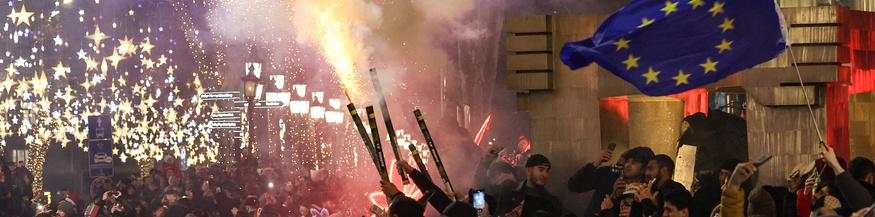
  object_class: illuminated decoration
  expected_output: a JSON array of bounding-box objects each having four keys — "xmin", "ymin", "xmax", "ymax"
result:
[{"xmin": 0, "ymin": 0, "xmax": 228, "ymax": 194}]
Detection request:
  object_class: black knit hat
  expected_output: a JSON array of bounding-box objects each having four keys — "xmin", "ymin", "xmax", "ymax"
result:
[{"xmin": 525, "ymin": 154, "xmax": 550, "ymax": 168}]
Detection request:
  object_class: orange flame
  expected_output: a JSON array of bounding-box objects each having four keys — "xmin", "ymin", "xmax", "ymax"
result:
[{"xmin": 308, "ymin": 5, "xmax": 368, "ymax": 104}]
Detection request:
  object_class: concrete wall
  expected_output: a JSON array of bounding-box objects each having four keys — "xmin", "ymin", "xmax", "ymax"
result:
[{"xmin": 526, "ymin": 15, "xmax": 605, "ymax": 216}]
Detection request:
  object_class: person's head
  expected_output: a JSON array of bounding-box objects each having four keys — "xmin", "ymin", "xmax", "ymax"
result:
[
  {"xmin": 388, "ymin": 195, "xmax": 425, "ymax": 217},
  {"xmin": 524, "ymin": 154, "xmax": 551, "ymax": 187},
  {"xmin": 162, "ymin": 190, "xmax": 180, "ymax": 205},
  {"xmin": 244, "ymin": 197, "xmax": 259, "ymax": 210},
  {"xmin": 663, "ymin": 189, "xmax": 692, "ymax": 217},
  {"xmin": 517, "ymin": 136, "xmax": 530, "ymax": 152},
  {"xmin": 747, "ymin": 187, "xmax": 777, "ymax": 217},
  {"xmin": 719, "ymin": 159, "xmax": 742, "ymax": 186},
  {"xmin": 849, "ymin": 157, "xmax": 875, "ymax": 184},
  {"xmin": 814, "ymin": 180, "xmax": 833, "ymax": 199},
  {"xmin": 57, "ymin": 201, "xmax": 75, "ymax": 217},
  {"xmin": 621, "ymin": 147, "xmax": 654, "ymax": 179},
  {"xmin": 17, "ymin": 161, "xmax": 24, "ymax": 167},
  {"xmin": 646, "ymin": 154, "xmax": 675, "ymax": 183},
  {"xmin": 487, "ymin": 161, "xmax": 516, "ymax": 185}
]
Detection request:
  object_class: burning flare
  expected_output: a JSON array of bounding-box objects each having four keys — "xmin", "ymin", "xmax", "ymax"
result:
[{"xmin": 293, "ymin": 0, "xmax": 381, "ymax": 103}]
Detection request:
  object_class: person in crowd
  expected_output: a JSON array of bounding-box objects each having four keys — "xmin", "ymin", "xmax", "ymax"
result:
[
  {"xmin": 638, "ymin": 154, "xmax": 685, "ymax": 217},
  {"xmin": 502, "ymin": 154, "xmax": 561, "ymax": 216},
  {"xmin": 848, "ymin": 157, "xmax": 875, "ymax": 198},
  {"xmin": 662, "ymin": 188, "xmax": 693, "ymax": 217},
  {"xmin": 820, "ymin": 145, "xmax": 874, "ymax": 214},
  {"xmin": 748, "ymin": 186, "xmax": 777, "ymax": 217},
  {"xmin": 691, "ymin": 170, "xmax": 722, "ymax": 217},
  {"xmin": 721, "ymin": 160, "xmax": 757, "ymax": 217},
  {"xmin": 567, "ymin": 145, "xmax": 624, "ymax": 217},
  {"xmin": 472, "ymin": 146, "xmax": 518, "ymax": 215},
  {"xmin": 597, "ymin": 147, "xmax": 654, "ymax": 217},
  {"xmin": 380, "ymin": 179, "xmax": 425, "ymax": 217},
  {"xmin": 56, "ymin": 201, "xmax": 76, "ymax": 217}
]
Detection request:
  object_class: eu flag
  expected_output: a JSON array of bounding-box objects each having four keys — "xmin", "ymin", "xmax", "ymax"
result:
[{"xmin": 560, "ymin": 0, "xmax": 786, "ymax": 96}]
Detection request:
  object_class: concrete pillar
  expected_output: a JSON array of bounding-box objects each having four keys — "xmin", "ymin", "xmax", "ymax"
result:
[{"xmin": 628, "ymin": 96, "xmax": 684, "ymax": 158}]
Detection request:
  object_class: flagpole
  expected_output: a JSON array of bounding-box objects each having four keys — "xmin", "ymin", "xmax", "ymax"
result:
[{"xmin": 786, "ymin": 43, "xmax": 825, "ymax": 144}]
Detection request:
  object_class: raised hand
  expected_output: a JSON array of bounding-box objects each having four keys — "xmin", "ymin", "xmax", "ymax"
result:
[
  {"xmin": 727, "ymin": 162, "xmax": 757, "ymax": 191},
  {"xmin": 594, "ymin": 149, "xmax": 614, "ymax": 167}
]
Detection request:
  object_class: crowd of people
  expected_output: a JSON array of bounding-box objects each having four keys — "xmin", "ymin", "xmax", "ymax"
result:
[
  {"xmin": 0, "ymin": 149, "xmax": 376, "ymax": 217},
  {"xmin": 378, "ymin": 141, "xmax": 875, "ymax": 217},
  {"xmin": 7, "ymin": 136, "xmax": 875, "ymax": 217}
]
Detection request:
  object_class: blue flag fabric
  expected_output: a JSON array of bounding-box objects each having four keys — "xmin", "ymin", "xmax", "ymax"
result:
[{"xmin": 560, "ymin": 0, "xmax": 786, "ymax": 96}]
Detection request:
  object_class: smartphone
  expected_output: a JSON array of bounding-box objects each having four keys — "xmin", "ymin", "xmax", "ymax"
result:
[
  {"xmin": 607, "ymin": 143, "xmax": 617, "ymax": 151},
  {"xmin": 471, "ymin": 189, "xmax": 486, "ymax": 213},
  {"xmin": 369, "ymin": 205, "xmax": 385, "ymax": 216},
  {"xmin": 754, "ymin": 155, "xmax": 773, "ymax": 167}
]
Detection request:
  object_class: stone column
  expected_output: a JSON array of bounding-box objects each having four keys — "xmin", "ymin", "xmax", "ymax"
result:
[{"xmin": 627, "ymin": 96, "xmax": 684, "ymax": 158}]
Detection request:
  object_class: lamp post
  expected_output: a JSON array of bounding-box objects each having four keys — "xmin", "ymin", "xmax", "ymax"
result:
[{"xmin": 241, "ymin": 63, "xmax": 263, "ymax": 153}]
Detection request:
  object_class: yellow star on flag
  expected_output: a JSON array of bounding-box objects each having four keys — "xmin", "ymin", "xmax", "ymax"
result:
[
  {"xmin": 638, "ymin": 17, "xmax": 655, "ymax": 28},
  {"xmin": 642, "ymin": 67, "xmax": 661, "ymax": 84},
  {"xmin": 719, "ymin": 18, "xmax": 735, "ymax": 32},
  {"xmin": 709, "ymin": 1, "xmax": 725, "ymax": 17},
  {"xmin": 660, "ymin": 1, "xmax": 679, "ymax": 16},
  {"xmin": 688, "ymin": 0, "xmax": 705, "ymax": 10},
  {"xmin": 700, "ymin": 58, "xmax": 718, "ymax": 74},
  {"xmin": 613, "ymin": 38, "xmax": 631, "ymax": 51},
  {"xmin": 622, "ymin": 54, "xmax": 641, "ymax": 70},
  {"xmin": 715, "ymin": 39, "xmax": 733, "ymax": 53},
  {"xmin": 672, "ymin": 70, "xmax": 691, "ymax": 86}
]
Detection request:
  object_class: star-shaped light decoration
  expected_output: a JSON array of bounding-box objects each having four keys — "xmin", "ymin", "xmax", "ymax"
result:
[
  {"xmin": 14, "ymin": 78, "xmax": 30, "ymax": 96},
  {"xmin": 9, "ymin": 5, "xmax": 34, "ymax": 26},
  {"xmin": 157, "ymin": 55, "xmax": 168, "ymax": 66},
  {"xmin": 76, "ymin": 49, "xmax": 88, "ymax": 60},
  {"xmin": 61, "ymin": 89, "xmax": 76, "ymax": 105},
  {"xmin": 1, "ymin": 74, "xmax": 16, "ymax": 92},
  {"xmin": 14, "ymin": 57, "xmax": 26, "ymax": 67},
  {"xmin": 105, "ymin": 49, "xmax": 126, "ymax": 67},
  {"xmin": 53, "ymin": 35, "xmax": 64, "ymax": 46},
  {"xmin": 86, "ymin": 26, "xmax": 111, "ymax": 45},
  {"xmin": 84, "ymin": 56, "xmax": 99, "ymax": 71},
  {"xmin": 52, "ymin": 62, "xmax": 70, "ymax": 79},
  {"xmin": 4, "ymin": 64, "xmax": 16, "ymax": 75},
  {"xmin": 141, "ymin": 38, "xmax": 155, "ymax": 55},
  {"xmin": 30, "ymin": 71, "xmax": 48, "ymax": 96},
  {"xmin": 118, "ymin": 36, "xmax": 136, "ymax": 56}
]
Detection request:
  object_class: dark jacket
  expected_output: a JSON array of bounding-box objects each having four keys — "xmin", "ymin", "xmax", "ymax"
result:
[
  {"xmin": 407, "ymin": 169, "xmax": 453, "ymax": 213},
  {"xmin": 503, "ymin": 180, "xmax": 562, "ymax": 216},
  {"xmin": 568, "ymin": 163, "xmax": 621, "ymax": 217},
  {"xmin": 835, "ymin": 171, "xmax": 875, "ymax": 211},
  {"xmin": 692, "ymin": 185, "xmax": 722, "ymax": 217}
]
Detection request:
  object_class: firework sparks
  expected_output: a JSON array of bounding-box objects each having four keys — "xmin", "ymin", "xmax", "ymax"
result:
[{"xmin": 294, "ymin": 0, "xmax": 378, "ymax": 104}]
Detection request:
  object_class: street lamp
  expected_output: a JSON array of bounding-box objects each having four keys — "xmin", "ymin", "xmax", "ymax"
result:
[{"xmin": 242, "ymin": 62, "xmax": 263, "ymax": 153}]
